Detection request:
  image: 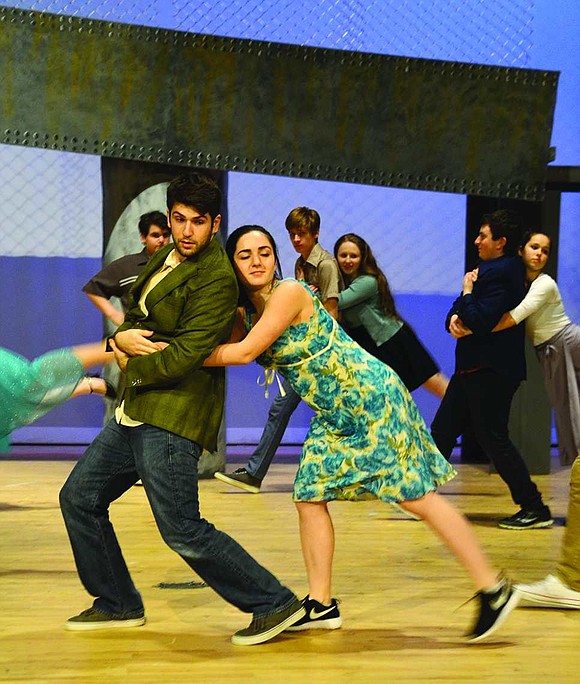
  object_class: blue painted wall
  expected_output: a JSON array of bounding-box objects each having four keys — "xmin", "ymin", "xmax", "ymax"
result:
[{"xmin": 1, "ymin": 0, "xmax": 578, "ymax": 445}]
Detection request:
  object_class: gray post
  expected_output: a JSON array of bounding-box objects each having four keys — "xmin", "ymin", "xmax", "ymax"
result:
[{"xmin": 509, "ymin": 340, "xmax": 552, "ymax": 474}]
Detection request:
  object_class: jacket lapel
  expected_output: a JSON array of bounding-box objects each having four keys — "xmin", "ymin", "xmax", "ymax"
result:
[
  {"xmin": 144, "ymin": 258, "xmax": 198, "ymax": 311},
  {"xmin": 129, "ymin": 238, "xmax": 223, "ymax": 313}
]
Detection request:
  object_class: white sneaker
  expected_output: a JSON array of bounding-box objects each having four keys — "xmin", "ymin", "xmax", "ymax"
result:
[{"xmin": 515, "ymin": 574, "xmax": 580, "ymax": 609}]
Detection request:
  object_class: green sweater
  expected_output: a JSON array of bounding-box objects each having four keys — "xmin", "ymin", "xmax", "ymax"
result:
[{"xmin": 338, "ymin": 275, "xmax": 402, "ymax": 347}]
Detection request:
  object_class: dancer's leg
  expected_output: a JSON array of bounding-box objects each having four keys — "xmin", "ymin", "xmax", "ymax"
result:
[
  {"xmin": 557, "ymin": 455, "xmax": 580, "ymax": 590},
  {"xmin": 422, "ymin": 372, "xmax": 449, "ymax": 398},
  {"xmin": 247, "ymin": 383, "xmax": 301, "ymax": 480},
  {"xmin": 295, "ymin": 501, "xmax": 334, "ymax": 604},
  {"xmin": 400, "ymin": 492, "xmax": 498, "ymax": 590}
]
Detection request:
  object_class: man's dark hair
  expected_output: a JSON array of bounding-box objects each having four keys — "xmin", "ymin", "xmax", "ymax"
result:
[
  {"xmin": 138, "ymin": 210, "xmax": 168, "ymax": 237},
  {"xmin": 167, "ymin": 173, "xmax": 222, "ymax": 222},
  {"xmin": 481, "ymin": 209, "xmax": 523, "ymax": 256}
]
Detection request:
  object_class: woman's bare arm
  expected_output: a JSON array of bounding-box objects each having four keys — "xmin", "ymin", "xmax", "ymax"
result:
[
  {"xmin": 204, "ymin": 281, "xmax": 311, "ymax": 366},
  {"xmin": 491, "ymin": 312, "xmax": 517, "ymax": 332}
]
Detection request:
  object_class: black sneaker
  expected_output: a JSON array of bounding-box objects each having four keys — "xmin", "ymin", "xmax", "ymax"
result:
[
  {"xmin": 285, "ymin": 596, "xmax": 342, "ymax": 631},
  {"xmin": 466, "ymin": 578, "xmax": 519, "ymax": 643},
  {"xmin": 214, "ymin": 468, "xmax": 262, "ymax": 493},
  {"xmin": 65, "ymin": 607, "xmax": 145, "ymax": 631},
  {"xmin": 231, "ymin": 598, "xmax": 305, "ymax": 645},
  {"xmin": 497, "ymin": 507, "xmax": 553, "ymax": 530}
]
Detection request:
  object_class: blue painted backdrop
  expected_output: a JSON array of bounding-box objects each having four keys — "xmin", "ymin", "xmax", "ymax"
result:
[{"xmin": 0, "ymin": 0, "xmax": 578, "ymax": 445}]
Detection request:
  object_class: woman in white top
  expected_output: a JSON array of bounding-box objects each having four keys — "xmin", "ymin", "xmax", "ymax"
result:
[
  {"xmin": 492, "ymin": 231, "xmax": 579, "ymax": 466},
  {"xmin": 497, "ymin": 232, "xmax": 580, "ymax": 609},
  {"xmin": 457, "ymin": 231, "xmax": 580, "ymax": 608}
]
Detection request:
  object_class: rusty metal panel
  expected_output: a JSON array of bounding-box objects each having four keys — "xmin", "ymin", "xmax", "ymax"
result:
[{"xmin": 0, "ymin": 6, "xmax": 558, "ymax": 200}]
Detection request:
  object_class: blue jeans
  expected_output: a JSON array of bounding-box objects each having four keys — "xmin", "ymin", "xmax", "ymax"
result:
[
  {"xmin": 247, "ymin": 379, "xmax": 302, "ymax": 480},
  {"xmin": 60, "ymin": 419, "xmax": 297, "ymax": 618}
]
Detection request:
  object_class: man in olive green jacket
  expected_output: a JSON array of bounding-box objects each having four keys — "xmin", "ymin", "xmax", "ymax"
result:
[
  {"xmin": 60, "ymin": 173, "xmax": 304, "ymax": 646},
  {"xmin": 116, "ymin": 233, "xmax": 233, "ymax": 451}
]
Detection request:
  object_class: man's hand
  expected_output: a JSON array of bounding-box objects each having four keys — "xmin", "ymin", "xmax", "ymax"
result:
[
  {"xmin": 110, "ymin": 338, "xmax": 130, "ymax": 373},
  {"xmin": 449, "ymin": 314, "xmax": 473, "ymax": 339},
  {"xmin": 462, "ymin": 268, "xmax": 479, "ymax": 295},
  {"xmin": 114, "ymin": 329, "xmax": 166, "ymax": 356}
]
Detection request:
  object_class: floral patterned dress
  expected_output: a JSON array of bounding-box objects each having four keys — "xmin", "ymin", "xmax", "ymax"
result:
[
  {"xmin": 0, "ymin": 347, "xmax": 83, "ymax": 438},
  {"xmin": 252, "ymin": 280, "xmax": 456, "ymax": 502}
]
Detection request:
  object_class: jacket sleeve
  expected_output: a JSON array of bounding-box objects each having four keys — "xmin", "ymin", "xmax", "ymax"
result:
[
  {"xmin": 113, "ymin": 250, "xmax": 168, "ymax": 333},
  {"xmin": 124, "ymin": 273, "xmax": 238, "ymax": 388},
  {"xmin": 454, "ymin": 265, "xmax": 517, "ymax": 335},
  {"xmin": 444, "ymin": 294, "xmax": 463, "ymax": 331}
]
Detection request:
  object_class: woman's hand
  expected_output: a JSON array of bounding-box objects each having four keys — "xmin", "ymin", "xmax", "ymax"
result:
[{"xmin": 110, "ymin": 338, "xmax": 130, "ymax": 373}]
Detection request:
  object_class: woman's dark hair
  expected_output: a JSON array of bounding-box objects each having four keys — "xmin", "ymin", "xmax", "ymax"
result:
[
  {"xmin": 519, "ymin": 230, "xmax": 551, "ymax": 253},
  {"xmin": 334, "ymin": 233, "xmax": 400, "ymax": 319},
  {"xmin": 226, "ymin": 225, "xmax": 283, "ymax": 309}
]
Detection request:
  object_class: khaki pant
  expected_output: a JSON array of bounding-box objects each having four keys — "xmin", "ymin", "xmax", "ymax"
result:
[{"xmin": 557, "ymin": 455, "xmax": 580, "ymax": 590}]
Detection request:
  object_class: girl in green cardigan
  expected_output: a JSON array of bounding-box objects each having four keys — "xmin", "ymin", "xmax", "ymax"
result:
[{"xmin": 334, "ymin": 233, "xmax": 448, "ymax": 397}]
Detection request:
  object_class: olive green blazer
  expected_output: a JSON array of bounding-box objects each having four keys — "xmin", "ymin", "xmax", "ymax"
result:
[{"xmin": 114, "ymin": 238, "xmax": 238, "ymax": 451}]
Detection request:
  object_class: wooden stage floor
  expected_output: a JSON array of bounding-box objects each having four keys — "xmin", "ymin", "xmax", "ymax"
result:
[{"xmin": 0, "ymin": 457, "xmax": 578, "ymax": 683}]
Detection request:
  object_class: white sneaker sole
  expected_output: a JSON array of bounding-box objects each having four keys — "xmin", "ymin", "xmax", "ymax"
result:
[
  {"xmin": 497, "ymin": 519, "xmax": 554, "ymax": 530},
  {"xmin": 286, "ymin": 616, "xmax": 342, "ymax": 631},
  {"xmin": 214, "ymin": 471, "xmax": 261, "ymax": 494},
  {"xmin": 231, "ymin": 606, "xmax": 306, "ymax": 646},
  {"xmin": 466, "ymin": 591, "xmax": 520, "ymax": 643},
  {"xmin": 65, "ymin": 616, "xmax": 146, "ymax": 631},
  {"xmin": 515, "ymin": 587, "xmax": 580, "ymax": 609}
]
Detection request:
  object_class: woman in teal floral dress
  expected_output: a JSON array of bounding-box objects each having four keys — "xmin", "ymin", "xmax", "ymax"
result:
[
  {"xmin": 0, "ymin": 341, "xmax": 114, "ymax": 439},
  {"xmin": 204, "ymin": 225, "xmax": 519, "ymax": 643}
]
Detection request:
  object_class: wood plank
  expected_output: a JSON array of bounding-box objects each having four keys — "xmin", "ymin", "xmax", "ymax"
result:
[{"xmin": 0, "ymin": 459, "xmax": 578, "ymax": 683}]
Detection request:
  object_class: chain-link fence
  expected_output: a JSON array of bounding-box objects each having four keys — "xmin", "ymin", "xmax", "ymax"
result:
[
  {"xmin": 4, "ymin": 0, "xmax": 535, "ymax": 65},
  {"xmin": 0, "ymin": 0, "xmax": 544, "ymax": 294},
  {"xmin": 1, "ymin": 0, "xmax": 577, "ymax": 443}
]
